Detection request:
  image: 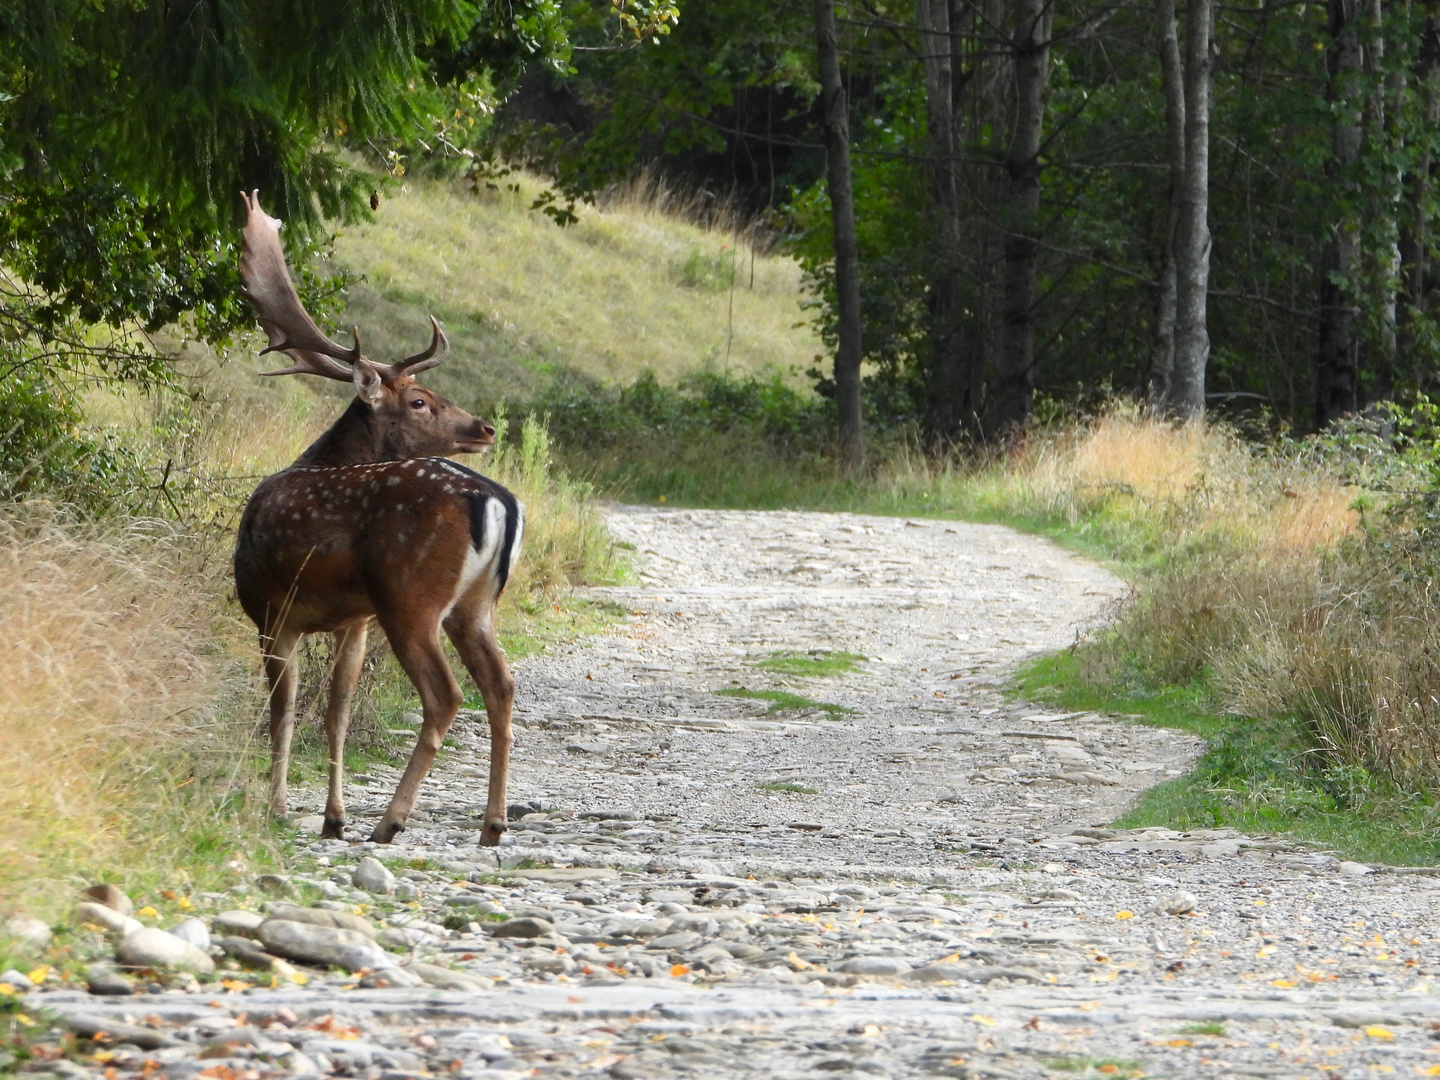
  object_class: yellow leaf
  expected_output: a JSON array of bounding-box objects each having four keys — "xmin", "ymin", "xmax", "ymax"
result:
[
  {"xmin": 1256, "ymin": 946, "xmax": 1276, "ymax": 959},
  {"xmin": 786, "ymin": 951, "xmax": 815, "ymax": 971},
  {"xmin": 287, "ymin": 971, "xmax": 309, "ymax": 986},
  {"xmin": 1423, "ymin": 1065, "xmax": 1440, "ymax": 1076},
  {"xmin": 14, "ymin": 1014, "xmax": 34, "ymax": 1027},
  {"xmin": 136, "ymin": 906, "xmax": 158, "ymax": 918},
  {"xmin": 26, "ymin": 966, "xmax": 48, "ymax": 985},
  {"xmin": 92, "ymin": 1051, "xmax": 116, "ymax": 1063},
  {"xmin": 1365, "ymin": 1025, "xmax": 1394, "ymax": 1040},
  {"xmin": 670, "ymin": 964, "xmax": 690, "ymax": 977},
  {"xmin": 1115, "ymin": 910, "xmax": 1134, "ymax": 920},
  {"xmin": 1269, "ymin": 979, "xmax": 1296, "ymax": 989},
  {"xmin": 178, "ymin": 897, "xmax": 194, "ymax": 911},
  {"xmin": 1166, "ymin": 1039, "xmax": 1192, "ymax": 1047},
  {"xmin": 220, "ymin": 979, "xmax": 249, "ymax": 992},
  {"xmin": 1253, "ymin": 899, "xmax": 1266, "ymax": 906},
  {"xmin": 0, "ymin": 984, "xmax": 14, "ymax": 996},
  {"xmin": 969, "ymin": 1014, "xmax": 996, "ymax": 1026}
]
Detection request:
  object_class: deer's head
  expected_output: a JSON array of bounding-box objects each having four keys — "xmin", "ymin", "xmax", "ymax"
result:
[{"xmin": 238, "ymin": 190, "xmax": 495, "ymax": 461}]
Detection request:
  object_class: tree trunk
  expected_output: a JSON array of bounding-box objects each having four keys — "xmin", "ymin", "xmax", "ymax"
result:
[
  {"xmin": 1316, "ymin": 0, "xmax": 1363, "ymax": 428},
  {"xmin": 1168, "ymin": 0, "xmax": 1213, "ymax": 419},
  {"xmin": 813, "ymin": 0, "xmax": 865, "ymax": 469},
  {"xmin": 1399, "ymin": 5, "xmax": 1439, "ymax": 391},
  {"xmin": 1148, "ymin": 0, "xmax": 1185, "ymax": 407},
  {"xmin": 1363, "ymin": 0, "xmax": 1397, "ymax": 401},
  {"xmin": 916, "ymin": 0, "xmax": 973, "ymax": 441},
  {"xmin": 985, "ymin": 0, "xmax": 1052, "ymax": 438}
]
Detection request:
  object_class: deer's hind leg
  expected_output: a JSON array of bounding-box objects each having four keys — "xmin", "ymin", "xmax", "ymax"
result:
[
  {"xmin": 262, "ymin": 628, "xmax": 301, "ymax": 820},
  {"xmin": 370, "ymin": 607, "xmax": 464, "ymax": 844},
  {"xmin": 321, "ymin": 620, "xmax": 370, "ymax": 839},
  {"xmin": 445, "ymin": 597, "xmax": 515, "ymax": 847}
]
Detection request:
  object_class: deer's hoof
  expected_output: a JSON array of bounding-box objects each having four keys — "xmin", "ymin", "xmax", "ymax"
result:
[
  {"xmin": 369, "ymin": 821, "xmax": 405, "ymax": 844},
  {"xmin": 320, "ymin": 817, "xmax": 346, "ymax": 840},
  {"xmin": 479, "ymin": 821, "xmax": 507, "ymax": 847}
]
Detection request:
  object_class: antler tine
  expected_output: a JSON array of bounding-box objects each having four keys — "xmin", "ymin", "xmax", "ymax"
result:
[
  {"xmin": 381, "ymin": 315, "xmax": 449, "ymax": 378},
  {"xmin": 239, "ymin": 190, "xmax": 361, "ymax": 382}
]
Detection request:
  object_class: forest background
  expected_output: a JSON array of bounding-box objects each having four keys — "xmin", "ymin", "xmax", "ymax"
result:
[{"xmin": 6, "ymin": 0, "xmax": 1440, "ymax": 921}]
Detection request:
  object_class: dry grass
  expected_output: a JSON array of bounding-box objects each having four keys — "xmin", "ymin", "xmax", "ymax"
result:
[
  {"xmin": 0, "ymin": 330, "xmax": 624, "ymax": 922},
  {"xmin": 985, "ymin": 407, "xmax": 1440, "ymax": 790},
  {"xmin": 0, "ymin": 507, "xmax": 257, "ymax": 917},
  {"xmin": 331, "ymin": 172, "xmax": 821, "ymax": 403}
]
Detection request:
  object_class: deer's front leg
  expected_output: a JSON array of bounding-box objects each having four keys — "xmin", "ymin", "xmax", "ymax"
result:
[
  {"xmin": 262, "ymin": 629, "xmax": 301, "ymax": 820},
  {"xmin": 321, "ymin": 621, "xmax": 369, "ymax": 839},
  {"xmin": 371, "ymin": 620, "xmax": 463, "ymax": 844},
  {"xmin": 446, "ymin": 607, "xmax": 516, "ymax": 847}
]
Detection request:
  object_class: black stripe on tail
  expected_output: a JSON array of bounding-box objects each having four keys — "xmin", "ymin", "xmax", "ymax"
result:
[{"xmin": 440, "ymin": 458, "xmax": 521, "ymax": 598}]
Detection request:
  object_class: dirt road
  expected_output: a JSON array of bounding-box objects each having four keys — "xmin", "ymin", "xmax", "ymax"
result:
[{"xmin": 40, "ymin": 507, "xmax": 1440, "ymax": 1079}]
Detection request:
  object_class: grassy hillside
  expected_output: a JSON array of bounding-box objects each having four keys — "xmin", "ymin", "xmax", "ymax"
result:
[{"xmin": 330, "ymin": 173, "xmax": 823, "ymax": 408}]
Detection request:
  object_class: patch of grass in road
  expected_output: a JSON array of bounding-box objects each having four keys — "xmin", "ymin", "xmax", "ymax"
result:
[
  {"xmin": 1179, "ymin": 1022, "xmax": 1226, "ymax": 1036},
  {"xmin": 1014, "ymin": 651, "xmax": 1440, "ymax": 866},
  {"xmin": 1011, "ymin": 650, "xmax": 1226, "ymax": 738},
  {"xmin": 1039, "ymin": 1056, "xmax": 1144, "ymax": 1076},
  {"xmin": 758, "ymin": 781, "xmax": 819, "ymax": 795},
  {"xmin": 717, "ymin": 687, "xmax": 853, "ymax": 718},
  {"xmin": 756, "ymin": 650, "xmax": 866, "ymax": 678}
]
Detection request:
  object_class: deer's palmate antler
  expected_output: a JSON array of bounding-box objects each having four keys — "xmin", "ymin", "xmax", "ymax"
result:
[{"xmin": 233, "ymin": 191, "xmax": 524, "ymax": 847}]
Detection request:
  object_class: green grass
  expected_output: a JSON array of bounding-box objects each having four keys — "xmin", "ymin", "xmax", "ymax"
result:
[
  {"xmin": 755, "ymin": 650, "xmax": 866, "ymax": 678},
  {"xmin": 758, "ymin": 781, "xmax": 819, "ymax": 795},
  {"xmin": 1011, "ymin": 651, "xmax": 1227, "ymax": 739},
  {"xmin": 331, "ymin": 173, "xmax": 820, "ymax": 407},
  {"xmin": 716, "ymin": 688, "xmax": 853, "ymax": 718},
  {"xmin": 1041, "ymin": 1058, "xmax": 1145, "ymax": 1077},
  {"xmin": 1014, "ymin": 650, "xmax": 1440, "ymax": 866},
  {"xmin": 1179, "ymin": 1022, "xmax": 1226, "ymax": 1036}
]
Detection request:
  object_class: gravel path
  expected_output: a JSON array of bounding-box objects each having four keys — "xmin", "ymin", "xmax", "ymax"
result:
[{"xmin": 27, "ymin": 507, "xmax": 1440, "ymax": 1079}]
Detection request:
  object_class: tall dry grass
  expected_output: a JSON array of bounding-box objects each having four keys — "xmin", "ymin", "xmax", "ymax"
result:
[
  {"xmin": 0, "ymin": 508, "xmax": 259, "ymax": 916},
  {"xmin": 966, "ymin": 405, "xmax": 1440, "ymax": 791}
]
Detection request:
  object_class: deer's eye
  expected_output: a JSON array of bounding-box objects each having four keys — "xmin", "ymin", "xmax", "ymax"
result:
[{"xmin": 410, "ymin": 399, "xmax": 427, "ymax": 410}]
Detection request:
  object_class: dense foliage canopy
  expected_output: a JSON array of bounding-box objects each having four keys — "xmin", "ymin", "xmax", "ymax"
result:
[{"xmin": 495, "ymin": 0, "xmax": 1440, "ymax": 440}]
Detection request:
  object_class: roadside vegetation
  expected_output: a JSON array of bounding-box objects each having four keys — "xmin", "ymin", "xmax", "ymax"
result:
[
  {"xmin": 6, "ymin": 165, "xmax": 1440, "ymax": 949},
  {"xmin": 0, "ymin": 336, "xmax": 622, "ymax": 923}
]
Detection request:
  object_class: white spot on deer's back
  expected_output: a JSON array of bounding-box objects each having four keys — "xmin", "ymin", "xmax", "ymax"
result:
[{"xmin": 386, "ymin": 475, "xmax": 401, "ymax": 486}]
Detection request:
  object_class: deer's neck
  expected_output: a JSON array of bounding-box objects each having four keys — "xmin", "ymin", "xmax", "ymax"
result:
[{"xmin": 295, "ymin": 399, "xmax": 395, "ymax": 467}]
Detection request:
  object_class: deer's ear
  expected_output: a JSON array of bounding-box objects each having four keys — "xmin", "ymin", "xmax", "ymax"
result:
[{"xmin": 352, "ymin": 358, "xmax": 385, "ymax": 407}]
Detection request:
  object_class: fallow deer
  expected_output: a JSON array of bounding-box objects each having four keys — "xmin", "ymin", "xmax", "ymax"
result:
[{"xmin": 232, "ymin": 191, "xmax": 523, "ymax": 846}]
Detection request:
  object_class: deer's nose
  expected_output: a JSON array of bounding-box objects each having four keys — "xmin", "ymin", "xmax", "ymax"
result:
[{"xmin": 479, "ymin": 422, "xmax": 496, "ymax": 439}]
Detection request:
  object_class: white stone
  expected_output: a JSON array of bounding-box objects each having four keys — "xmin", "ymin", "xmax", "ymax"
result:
[
  {"xmin": 74, "ymin": 901, "xmax": 143, "ymax": 938},
  {"xmin": 352, "ymin": 857, "xmax": 396, "ymax": 895},
  {"xmin": 169, "ymin": 918, "xmax": 211, "ymax": 950},
  {"xmin": 4, "ymin": 916, "xmax": 52, "ymax": 949},
  {"xmin": 115, "ymin": 927, "xmax": 215, "ymax": 974}
]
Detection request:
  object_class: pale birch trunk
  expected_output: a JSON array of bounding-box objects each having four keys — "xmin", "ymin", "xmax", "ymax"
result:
[
  {"xmin": 1148, "ymin": 0, "xmax": 1185, "ymax": 407},
  {"xmin": 1169, "ymin": 0, "xmax": 1213, "ymax": 419}
]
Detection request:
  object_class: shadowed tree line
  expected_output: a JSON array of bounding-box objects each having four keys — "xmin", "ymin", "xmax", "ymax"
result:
[{"xmin": 493, "ymin": 0, "xmax": 1440, "ymax": 459}]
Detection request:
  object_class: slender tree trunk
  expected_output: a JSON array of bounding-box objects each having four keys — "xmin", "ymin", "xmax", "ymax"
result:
[
  {"xmin": 985, "ymin": 0, "xmax": 1052, "ymax": 438},
  {"xmin": 1363, "ymin": 0, "xmax": 1398, "ymax": 401},
  {"xmin": 1316, "ymin": 0, "xmax": 1363, "ymax": 427},
  {"xmin": 813, "ymin": 0, "xmax": 865, "ymax": 469},
  {"xmin": 1148, "ymin": 0, "xmax": 1185, "ymax": 407},
  {"xmin": 1169, "ymin": 0, "xmax": 1213, "ymax": 419},
  {"xmin": 917, "ymin": 0, "xmax": 973, "ymax": 441},
  {"xmin": 1400, "ymin": 6, "xmax": 1440, "ymax": 388}
]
